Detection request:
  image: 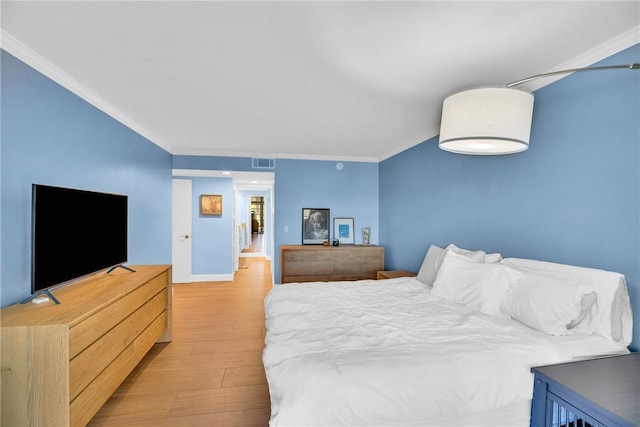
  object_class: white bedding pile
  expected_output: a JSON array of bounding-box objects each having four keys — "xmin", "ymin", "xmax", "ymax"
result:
[{"xmin": 263, "ymin": 277, "xmax": 627, "ymax": 426}]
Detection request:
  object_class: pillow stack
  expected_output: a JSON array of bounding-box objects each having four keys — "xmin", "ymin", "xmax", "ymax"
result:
[
  {"xmin": 430, "ymin": 250, "xmax": 519, "ymax": 317},
  {"xmin": 416, "ymin": 243, "xmax": 501, "ymax": 288},
  {"xmin": 415, "ymin": 244, "xmax": 629, "ymax": 342},
  {"xmin": 501, "ymin": 257, "xmax": 632, "ymax": 344},
  {"xmin": 500, "ymin": 273, "xmax": 597, "ymax": 336}
]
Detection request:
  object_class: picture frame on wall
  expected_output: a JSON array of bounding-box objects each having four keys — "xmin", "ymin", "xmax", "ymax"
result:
[
  {"xmin": 333, "ymin": 217, "xmax": 355, "ymax": 245},
  {"xmin": 302, "ymin": 208, "xmax": 330, "ymax": 244},
  {"xmin": 200, "ymin": 194, "xmax": 222, "ymax": 216}
]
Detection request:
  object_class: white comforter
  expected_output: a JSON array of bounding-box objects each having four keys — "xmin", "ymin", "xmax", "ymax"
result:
[{"xmin": 263, "ymin": 278, "xmax": 625, "ymax": 426}]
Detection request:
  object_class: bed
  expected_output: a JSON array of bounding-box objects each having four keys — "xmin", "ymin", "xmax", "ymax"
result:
[{"xmin": 263, "ymin": 244, "xmax": 633, "ymax": 426}]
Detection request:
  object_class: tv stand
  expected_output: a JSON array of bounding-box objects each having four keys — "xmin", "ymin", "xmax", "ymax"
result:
[
  {"xmin": 20, "ymin": 288, "xmax": 61, "ymax": 305},
  {"xmin": 1, "ymin": 265, "xmax": 172, "ymax": 427},
  {"xmin": 107, "ymin": 264, "xmax": 136, "ymax": 274}
]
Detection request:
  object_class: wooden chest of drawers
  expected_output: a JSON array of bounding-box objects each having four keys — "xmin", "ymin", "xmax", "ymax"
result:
[
  {"xmin": 1, "ymin": 265, "xmax": 172, "ymax": 427},
  {"xmin": 280, "ymin": 245, "xmax": 384, "ymax": 283}
]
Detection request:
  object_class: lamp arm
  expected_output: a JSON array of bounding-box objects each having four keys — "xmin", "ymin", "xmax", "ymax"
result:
[{"xmin": 506, "ymin": 63, "xmax": 640, "ymax": 88}]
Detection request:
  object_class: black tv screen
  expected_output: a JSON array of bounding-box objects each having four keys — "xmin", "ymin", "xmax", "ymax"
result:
[{"xmin": 32, "ymin": 184, "xmax": 128, "ymax": 293}]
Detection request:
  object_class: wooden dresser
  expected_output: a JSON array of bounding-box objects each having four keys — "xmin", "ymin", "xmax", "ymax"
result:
[
  {"xmin": 0, "ymin": 265, "xmax": 172, "ymax": 427},
  {"xmin": 280, "ymin": 245, "xmax": 384, "ymax": 283}
]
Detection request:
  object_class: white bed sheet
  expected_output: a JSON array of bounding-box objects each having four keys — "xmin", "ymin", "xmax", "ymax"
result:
[{"xmin": 263, "ymin": 277, "xmax": 628, "ymax": 427}]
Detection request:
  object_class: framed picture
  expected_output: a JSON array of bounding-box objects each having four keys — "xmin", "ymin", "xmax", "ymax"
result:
[
  {"xmin": 333, "ymin": 217, "xmax": 355, "ymax": 245},
  {"xmin": 200, "ymin": 194, "xmax": 222, "ymax": 216},
  {"xmin": 362, "ymin": 227, "xmax": 371, "ymax": 245},
  {"xmin": 302, "ymin": 208, "xmax": 330, "ymax": 244}
]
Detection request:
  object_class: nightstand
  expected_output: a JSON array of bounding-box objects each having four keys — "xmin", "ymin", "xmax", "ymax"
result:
[
  {"xmin": 531, "ymin": 352, "xmax": 639, "ymax": 427},
  {"xmin": 376, "ymin": 270, "xmax": 417, "ymax": 280}
]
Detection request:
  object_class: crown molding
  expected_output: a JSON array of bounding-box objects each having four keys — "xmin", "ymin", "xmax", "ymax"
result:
[
  {"xmin": 2, "ymin": 24, "xmax": 638, "ymax": 162},
  {"xmin": 380, "ymin": 26, "xmax": 640, "ymax": 162},
  {"xmin": 0, "ymin": 30, "xmax": 172, "ymax": 154},
  {"xmin": 172, "ymin": 147, "xmax": 379, "ymax": 163},
  {"xmin": 521, "ymin": 25, "xmax": 640, "ymax": 92}
]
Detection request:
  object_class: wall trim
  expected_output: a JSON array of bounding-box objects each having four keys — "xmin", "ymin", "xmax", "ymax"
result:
[
  {"xmin": 0, "ymin": 30, "xmax": 171, "ymax": 154},
  {"xmin": 3, "ymin": 25, "xmax": 637, "ymax": 163},
  {"xmin": 239, "ymin": 253, "xmax": 272, "ymax": 260},
  {"xmin": 377, "ymin": 25, "xmax": 640, "ymax": 162},
  {"xmin": 191, "ymin": 273, "xmax": 235, "ymax": 282},
  {"xmin": 521, "ymin": 25, "xmax": 640, "ymax": 93}
]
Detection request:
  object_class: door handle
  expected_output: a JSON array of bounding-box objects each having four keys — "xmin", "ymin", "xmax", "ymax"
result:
[{"xmin": 180, "ymin": 234, "xmax": 190, "ymax": 239}]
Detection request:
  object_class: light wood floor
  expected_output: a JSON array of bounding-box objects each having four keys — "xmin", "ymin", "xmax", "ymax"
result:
[
  {"xmin": 88, "ymin": 258, "xmax": 273, "ymax": 427},
  {"xmin": 241, "ymin": 233, "xmax": 265, "ymax": 254}
]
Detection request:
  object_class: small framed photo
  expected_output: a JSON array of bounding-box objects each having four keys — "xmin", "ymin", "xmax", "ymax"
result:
[
  {"xmin": 333, "ymin": 217, "xmax": 355, "ymax": 245},
  {"xmin": 362, "ymin": 227, "xmax": 371, "ymax": 245},
  {"xmin": 200, "ymin": 194, "xmax": 222, "ymax": 216},
  {"xmin": 302, "ymin": 208, "xmax": 330, "ymax": 244}
]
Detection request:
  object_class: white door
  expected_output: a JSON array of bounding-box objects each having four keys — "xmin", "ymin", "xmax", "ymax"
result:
[{"xmin": 172, "ymin": 179, "xmax": 192, "ymax": 283}]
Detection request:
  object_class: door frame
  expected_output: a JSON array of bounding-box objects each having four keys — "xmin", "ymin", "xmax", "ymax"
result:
[
  {"xmin": 238, "ymin": 193, "xmax": 267, "ymax": 258},
  {"xmin": 172, "ymin": 169, "xmax": 274, "ymax": 282},
  {"xmin": 235, "ymin": 182, "xmax": 274, "ymax": 263}
]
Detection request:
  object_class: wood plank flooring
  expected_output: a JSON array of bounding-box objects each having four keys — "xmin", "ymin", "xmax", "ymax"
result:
[
  {"xmin": 241, "ymin": 233, "xmax": 265, "ymax": 254},
  {"xmin": 88, "ymin": 258, "xmax": 273, "ymax": 427}
]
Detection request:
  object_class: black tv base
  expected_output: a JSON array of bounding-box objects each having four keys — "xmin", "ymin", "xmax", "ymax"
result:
[
  {"xmin": 107, "ymin": 264, "xmax": 137, "ymax": 274},
  {"xmin": 21, "ymin": 289, "xmax": 61, "ymax": 305},
  {"xmin": 21, "ymin": 265, "xmax": 136, "ymax": 305}
]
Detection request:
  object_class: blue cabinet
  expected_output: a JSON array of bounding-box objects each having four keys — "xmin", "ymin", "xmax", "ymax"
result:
[{"xmin": 530, "ymin": 353, "xmax": 639, "ymax": 427}]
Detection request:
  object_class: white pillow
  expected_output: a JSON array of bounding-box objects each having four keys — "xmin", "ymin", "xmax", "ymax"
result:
[
  {"xmin": 447, "ymin": 244, "xmax": 503, "ymax": 264},
  {"xmin": 567, "ymin": 292, "xmax": 597, "ymax": 333},
  {"xmin": 484, "ymin": 252, "xmax": 504, "ymax": 263},
  {"xmin": 446, "ymin": 244, "xmax": 487, "ymax": 261},
  {"xmin": 501, "ymin": 274, "xmax": 597, "ymax": 336},
  {"xmin": 416, "ymin": 245, "xmax": 447, "ymax": 287},
  {"xmin": 431, "ymin": 251, "xmax": 522, "ymax": 316},
  {"xmin": 501, "ymin": 258, "xmax": 632, "ymax": 345},
  {"xmin": 416, "ymin": 244, "xmax": 501, "ymax": 287}
]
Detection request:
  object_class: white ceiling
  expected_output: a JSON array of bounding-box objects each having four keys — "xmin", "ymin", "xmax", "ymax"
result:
[{"xmin": 2, "ymin": 1, "xmax": 639, "ymax": 162}]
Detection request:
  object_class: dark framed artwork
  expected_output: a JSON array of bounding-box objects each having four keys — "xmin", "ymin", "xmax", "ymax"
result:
[
  {"xmin": 200, "ymin": 194, "xmax": 222, "ymax": 216},
  {"xmin": 302, "ymin": 208, "xmax": 330, "ymax": 244},
  {"xmin": 333, "ymin": 217, "xmax": 355, "ymax": 245}
]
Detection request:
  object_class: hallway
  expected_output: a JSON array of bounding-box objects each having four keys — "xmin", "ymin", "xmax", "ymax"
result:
[
  {"xmin": 89, "ymin": 258, "xmax": 273, "ymax": 426},
  {"xmin": 241, "ymin": 232, "xmax": 264, "ymax": 254}
]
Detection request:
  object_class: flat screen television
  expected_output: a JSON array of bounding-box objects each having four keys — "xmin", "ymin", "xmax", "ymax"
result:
[{"xmin": 31, "ymin": 184, "xmax": 128, "ymax": 296}]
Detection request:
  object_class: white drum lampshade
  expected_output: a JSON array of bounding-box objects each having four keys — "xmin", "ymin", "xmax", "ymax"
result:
[{"xmin": 439, "ymin": 87, "xmax": 534, "ymax": 155}]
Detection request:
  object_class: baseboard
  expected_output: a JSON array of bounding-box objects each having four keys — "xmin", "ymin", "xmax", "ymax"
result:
[
  {"xmin": 190, "ymin": 273, "xmax": 234, "ymax": 282},
  {"xmin": 240, "ymin": 252, "xmax": 266, "ymax": 258}
]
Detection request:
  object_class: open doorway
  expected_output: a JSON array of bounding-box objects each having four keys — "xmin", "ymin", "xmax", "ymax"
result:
[
  {"xmin": 242, "ymin": 196, "xmax": 265, "ymax": 254},
  {"xmin": 234, "ymin": 174, "xmax": 273, "ymax": 270}
]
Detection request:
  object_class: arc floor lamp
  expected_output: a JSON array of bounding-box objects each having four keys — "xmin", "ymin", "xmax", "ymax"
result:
[{"xmin": 438, "ymin": 63, "xmax": 640, "ymax": 155}]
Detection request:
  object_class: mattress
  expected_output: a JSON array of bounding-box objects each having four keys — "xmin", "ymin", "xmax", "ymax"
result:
[{"xmin": 263, "ymin": 277, "xmax": 628, "ymax": 427}]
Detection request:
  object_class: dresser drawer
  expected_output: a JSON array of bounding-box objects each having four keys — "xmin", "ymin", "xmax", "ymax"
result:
[
  {"xmin": 70, "ymin": 312, "xmax": 167, "ymax": 427},
  {"xmin": 282, "ymin": 250, "xmax": 333, "ymax": 275},
  {"xmin": 69, "ymin": 289, "xmax": 167, "ymax": 400},
  {"xmin": 280, "ymin": 245, "xmax": 384, "ymax": 283},
  {"xmin": 68, "ymin": 271, "xmax": 168, "ymax": 358}
]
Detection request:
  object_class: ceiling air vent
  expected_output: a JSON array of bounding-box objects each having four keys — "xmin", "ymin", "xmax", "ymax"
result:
[{"xmin": 252, "ymin": 158, "xmax": 276, "ymax": 169}]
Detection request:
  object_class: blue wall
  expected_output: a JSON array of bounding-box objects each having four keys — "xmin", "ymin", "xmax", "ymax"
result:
[
  {"xmin": 1, "ymin": 50, "xmax": 172, "ymax": 306},
  {"xmin": 170, "ymin": 175, "xmax": 238, "ymax": 277},
  {"xmin": 4, "ymin": 40, "xmax": 636, "ymax": 350},
  {"xmin": 273, "ymin": 159, "xmax": 379, "ymax": 283},
  {"xmin": 172, "ymin": 157, "xmax": 379, "ymax": 284},
  {"xmin": 191, "ymin": 177, "xmax": 234, "ymax": 276},
  {"xmin": 379, "ymin": 44, "xmax": 640, "ymax": 350}
]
